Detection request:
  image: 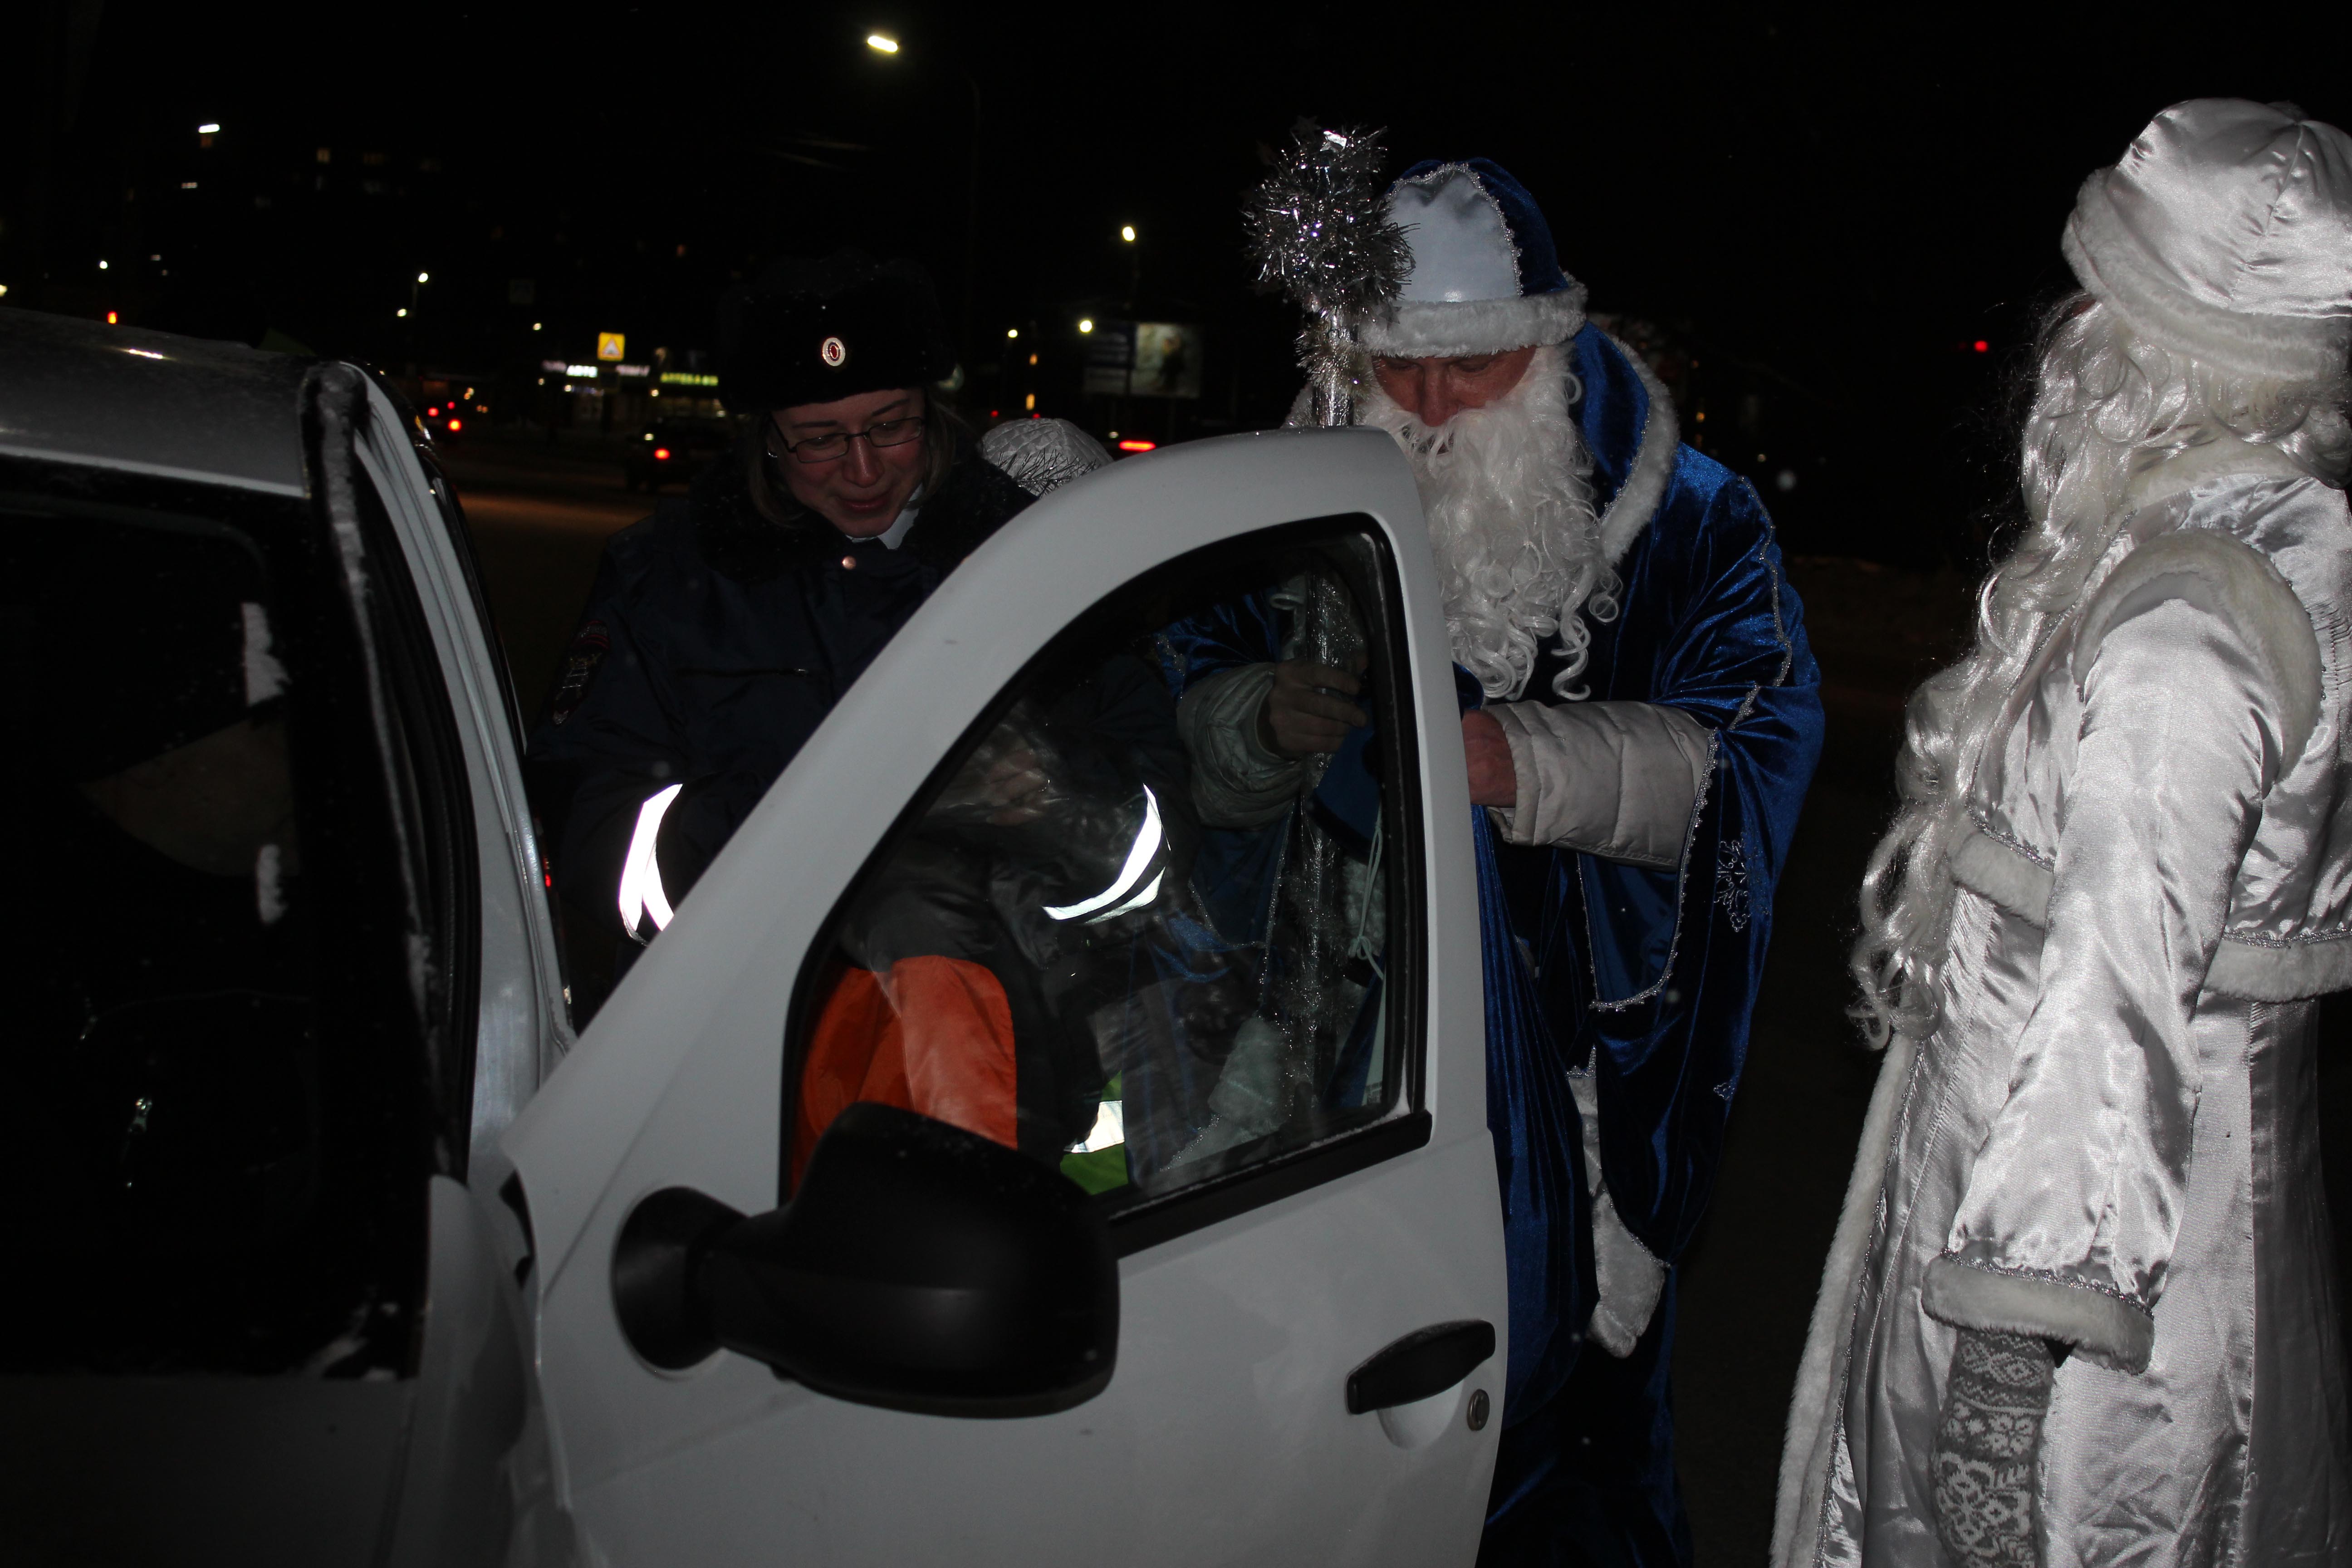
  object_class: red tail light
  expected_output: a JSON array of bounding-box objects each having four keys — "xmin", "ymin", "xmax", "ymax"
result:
[
  {"xmin": 653, "ymin": 446, "xmax": 672, "ymax": 461},
  {"xmin": 426, "ymin": 406, "xmax": 440, "ymax": 416},
  {"xmin": 446, "ymin": 417, "xmax": 463, "ymax": 433},
  {"xmin": 1117, "ymin": 438, "xmax": 1156, "ymax": 453}
]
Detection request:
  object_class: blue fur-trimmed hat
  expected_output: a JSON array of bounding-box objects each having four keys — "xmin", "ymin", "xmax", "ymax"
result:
[{"xmin": 1357, "ymin": 159, "xmax": 1588, "ymax": 358}]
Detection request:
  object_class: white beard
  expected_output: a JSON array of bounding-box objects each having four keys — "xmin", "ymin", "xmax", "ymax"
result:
[{"xmin": 1357, "ymin": 343, "xmax": 1618, "ymax": 701}]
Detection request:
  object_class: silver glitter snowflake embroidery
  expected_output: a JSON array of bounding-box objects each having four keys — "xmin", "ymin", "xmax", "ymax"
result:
[{"xmin": 1715, "ymin": 835, "xmax": 1753, "ymax": 932}]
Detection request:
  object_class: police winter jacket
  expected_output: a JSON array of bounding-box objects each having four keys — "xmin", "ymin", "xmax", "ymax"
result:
[{"xmin": 526, "ymin": 438, "xmax": 1034, "ymax": 944}]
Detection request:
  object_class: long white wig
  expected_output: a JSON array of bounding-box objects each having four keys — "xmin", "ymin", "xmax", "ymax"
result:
[
  {"xmin": 1357, "ymin": 343, "xmax": 1621, "ymax": 701},
  {"xmin": 1851, "ymin": 293, "xmax": 2352, "ymax": 1048}
]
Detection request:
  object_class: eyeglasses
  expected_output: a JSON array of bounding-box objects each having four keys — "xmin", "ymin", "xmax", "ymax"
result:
[{"xmin": 769, "ymin": 415, "xmax": 926, "ymax": 465}]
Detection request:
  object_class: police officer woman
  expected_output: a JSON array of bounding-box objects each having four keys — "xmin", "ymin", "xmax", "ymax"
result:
[{"xmin": 528, "ymin": 252, "xmax": 1102, "ymax": 997}]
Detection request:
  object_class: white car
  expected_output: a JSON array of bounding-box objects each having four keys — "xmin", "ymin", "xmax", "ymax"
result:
[{"xmin": 0, "ymin": 307, "xmax": 1506, "ymax": 1567}]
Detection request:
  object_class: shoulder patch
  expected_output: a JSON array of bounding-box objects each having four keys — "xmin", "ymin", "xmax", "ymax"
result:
[{"xmin": 550, "ymin": 619, "xmax": 611, "ymax": 726}]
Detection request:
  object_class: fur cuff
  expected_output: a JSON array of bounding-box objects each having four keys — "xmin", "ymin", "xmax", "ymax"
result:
[
  {"xmin": 1921, "ymin": 1255, "xmax": 2153, "ymax": 1374},
  {"xmin": 1949, "ymin": 829, "xmax": 2053, "ymax": 924},
  {"xmin": 1355, "ymin": 286, "xmax": 1588, "ymax": 358}
]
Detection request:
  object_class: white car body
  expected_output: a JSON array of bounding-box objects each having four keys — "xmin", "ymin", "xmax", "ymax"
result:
[{"xmin": 0, "ymin": 309, "xmax": 1507, "ymax": 1567}]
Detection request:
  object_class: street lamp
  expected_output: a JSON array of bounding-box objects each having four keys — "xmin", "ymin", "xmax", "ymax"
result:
[
  {"xmin": 1120, "ymin": 225, "xmax": 1136, "ymax": 243},
  {"xmin": 866, "ymin": 28, "xmax": 984, "ymax": 361}
]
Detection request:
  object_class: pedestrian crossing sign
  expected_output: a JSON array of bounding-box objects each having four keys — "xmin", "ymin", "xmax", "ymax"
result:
[{"xmin": 598, "ymin": 332, "xmax": 626, "ymax": 361}]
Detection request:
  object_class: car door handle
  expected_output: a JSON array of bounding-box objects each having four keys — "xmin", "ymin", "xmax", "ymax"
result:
[{"xmin": 1345, "ymin": 1319, "xmax": 1496, "ymax": 1414}]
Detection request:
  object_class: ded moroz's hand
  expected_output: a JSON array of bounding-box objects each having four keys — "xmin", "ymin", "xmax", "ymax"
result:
[
  {"xmin": 1462, "ymin": 709, "xmax": 1516, "ymax": 808},
  {"xmin": 1257, "ymin": 659, "xmax": 1368, "ymax": 758}
]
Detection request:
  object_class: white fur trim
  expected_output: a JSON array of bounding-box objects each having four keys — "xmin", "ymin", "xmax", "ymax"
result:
[
  {"xmin": 2120, "ymin": 437, "xmax": 2311, "ymax": 514},
  {"xmin": 2206, "ymin": 933, "xmax": 2352, "ymax": 1000},
  {"xmin": 1950, "ymin": 829, "xmax": 2053, "ymax": 922},
  {"xmin": 1954, "ymin": 827, "xmax": 2352, "ymax": 1001},
  {"xmin": 1595, "ymin": 334, "xmax": 1679, "ymax": 568},
  {"xmin": 2076, "ymin": 526, "xmax": 2324, "ymax": 766},
  {"xmin": 1921, "ymin": 1254, "xmax": 2154, "ymax": 1373},
  {"xmin": 1563, "ymin": 1072, "xmax": 1668, "ymax": 1358},
  {"xmin": 1772, "ymin": 1027, "xmax": 1918, "ymax": 1568},
  {"xmin": 1355, "ymin": 287, "xmax": 1588, "ymax": 358},
  {"xmin": 2065, "ymin": 183, "xmax": 2352, "ymax": 381}
]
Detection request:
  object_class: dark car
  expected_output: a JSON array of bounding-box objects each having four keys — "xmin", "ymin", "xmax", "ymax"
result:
[{"xmin": 622, "ymin": 415, "xmax": 735, "ymax": 491}]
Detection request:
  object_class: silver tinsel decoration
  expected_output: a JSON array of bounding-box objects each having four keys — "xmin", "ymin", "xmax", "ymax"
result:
[{"xmin": 1244, "ymin": 121, "xmax": 1411, "ymax": 427}]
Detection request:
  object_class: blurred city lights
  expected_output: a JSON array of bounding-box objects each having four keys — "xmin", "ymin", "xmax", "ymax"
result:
[
  {"xmin": 1117, "ymin": 439, "xmax": 1156, "ymax": 453},
  {"xmin": 1973, "ymin": 339, "xmax": 1989, "ymax": 353},
  {"xmin": 532, "ymin": 322, "xmax": 543, "ymax": 331},
  {"xmin": 106, "ymin": 312, "xmax": 118, "ymax": 324},
  {"xmin": 1078, "ymin": 318, "xmax": 1094, "ymax": 333},
  {"xmin": 1121, "ymin": 225, "xmax": 1136, "ymax": 243},
  {"xmin": 198, "ymin": 122, "xmax": 220, "ymax": 134},
  {"xmin": 397, "ymin": 308, "xmax": 409, "ymax": 318},
  {"xmin": 1006, "ymin": 328, "xmax": 1019, "ymax": 339},
  {"xmin": 417, "ymin": 272, "xmax": 431, "ymax": 284},
  {"xmin": 866, "ymin": 32, "xmax": 899, "ymax": 52},
  {"xmin": 97, "ymin": 260, "xmax": 108, "ymax": 270}
]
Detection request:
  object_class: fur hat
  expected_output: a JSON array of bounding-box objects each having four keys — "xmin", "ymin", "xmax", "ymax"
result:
[
  {"xmin": 1356, "ymin": 160, "xmax": 1588, "ymax": 358},
  {"xmin": 2064, "ymin": 99, "xmax": 2352, "ymax": 381},
  {"xmin": 717, "ymin": 251, "xmax": 953, "ymax": 412}
]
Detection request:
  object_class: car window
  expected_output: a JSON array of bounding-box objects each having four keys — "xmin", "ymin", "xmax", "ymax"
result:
[
  {"xmin": 785, "ymin": 518, "xmax": 1422, "ymax": 1239},
  {"xmin": 0, "ymin": 455, "xmax": 463, "ymax": 1377}
]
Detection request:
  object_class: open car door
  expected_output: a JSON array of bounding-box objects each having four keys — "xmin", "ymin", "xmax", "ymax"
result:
[{"xmin": 505, "ymin": 427, "xmax": 1506, "ymax": 1565}]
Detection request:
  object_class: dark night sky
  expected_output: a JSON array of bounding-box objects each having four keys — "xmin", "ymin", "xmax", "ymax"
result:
[{"xmin": 14, "ymin": 0, "xmax": 2352, "ymax": 559}]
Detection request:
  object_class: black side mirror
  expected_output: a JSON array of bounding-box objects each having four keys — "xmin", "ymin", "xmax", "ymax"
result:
[{"xmin": 612, "ymin": 1102, "xmax": 1118, "ymax": 1417}]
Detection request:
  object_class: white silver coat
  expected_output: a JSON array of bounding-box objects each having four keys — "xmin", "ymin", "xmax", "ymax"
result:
[{"xmin": 1780, "ymin": 446, "xmax": 2352, "ymax": 1567}]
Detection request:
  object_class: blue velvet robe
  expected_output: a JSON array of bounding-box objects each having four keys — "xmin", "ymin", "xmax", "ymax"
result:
[
  {"xmin": 1477, "ymin": 328, "xmax": 1823, "ymax": 1565},
  {"xmin": 1160, "ymin": 326, "xmax": 1821, "ymax": 1565}
]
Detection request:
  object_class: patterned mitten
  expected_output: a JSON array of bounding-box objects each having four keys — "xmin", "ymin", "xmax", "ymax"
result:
[{"xmin": 1932, "ymin": 1330, "xmax": 2053, "ymax": 1567}]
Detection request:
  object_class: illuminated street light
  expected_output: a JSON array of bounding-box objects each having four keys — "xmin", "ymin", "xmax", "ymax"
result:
[
  {"xmin": 397, "ymin": 308, "xmax": 409, "ymax": 318},
  {"xmin": 1120, "ymin": 225, "xmax": 1136, "ymax": 243},
  {"xmin": 198, "ymin": 122, "xmax": 220, "ymax": 134},
  {"xmin": 417, "ymin": 272, "xmax": 430, "ymax": 284},
  {"xmin": 1006, "ymin": 327, "xmax": 1019, "ymax": 339},
  {"xmin": 98, "ymin": 260, "xmax": 108, "ymax": 270},
  {"xmin": 532, "ymin": 322, "xmax": 543, "ymax": 331},
  {"xmin": 1078, "ymin": 318, "xmax": 1095, "ymax": 334},
  {"xmin": 866, "ymin": 31, "xmax": 899, "ymax": 52}
]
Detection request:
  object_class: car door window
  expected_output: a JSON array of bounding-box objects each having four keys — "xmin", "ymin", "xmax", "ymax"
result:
[
  {"xmin": 786, "ymin": 518, "xmax": 1421, "ymax": 1234},
  {"xmin": 0, "ymin": 451, "xmax": 469, "ymax": 1377}
]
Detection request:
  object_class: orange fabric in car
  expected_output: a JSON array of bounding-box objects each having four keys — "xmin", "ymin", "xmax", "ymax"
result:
[{"xmin": 793, "ymin": 956, "xmax": 1019, "ymax": 1184}]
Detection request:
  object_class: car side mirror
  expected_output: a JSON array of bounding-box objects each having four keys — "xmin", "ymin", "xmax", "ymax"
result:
[{"xmin": 612, "ymin": 1102, "xmax": 1118, "ymax": 1417}]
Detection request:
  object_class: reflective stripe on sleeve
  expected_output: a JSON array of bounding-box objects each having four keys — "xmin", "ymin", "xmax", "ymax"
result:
[{"xmin": 618, "ymin": 782, "xmax": 685, "ymax": 939}]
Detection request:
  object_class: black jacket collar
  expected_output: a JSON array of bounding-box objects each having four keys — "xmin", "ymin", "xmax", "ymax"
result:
[{"xmin": 691, "ymin": 436, "xmax": 1033, "ymax": 584}]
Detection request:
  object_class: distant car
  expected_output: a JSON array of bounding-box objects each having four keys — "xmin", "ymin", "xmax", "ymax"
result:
[
  {"xmin": 417, "ymin": 395, "xmax": 478, "ymax": 444},
  {"xmin": 0, "ymin": 305, "xmax": 1508, "ymax": 1568},
  {"xmin": 623, "ymin": 415, "xmax": 734, "ymax": 491}
]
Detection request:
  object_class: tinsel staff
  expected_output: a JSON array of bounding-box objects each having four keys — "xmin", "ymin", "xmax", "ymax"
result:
[{"xmin": 1244, "ymin": 121, "xmax": 1411, "ymax": 427}]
